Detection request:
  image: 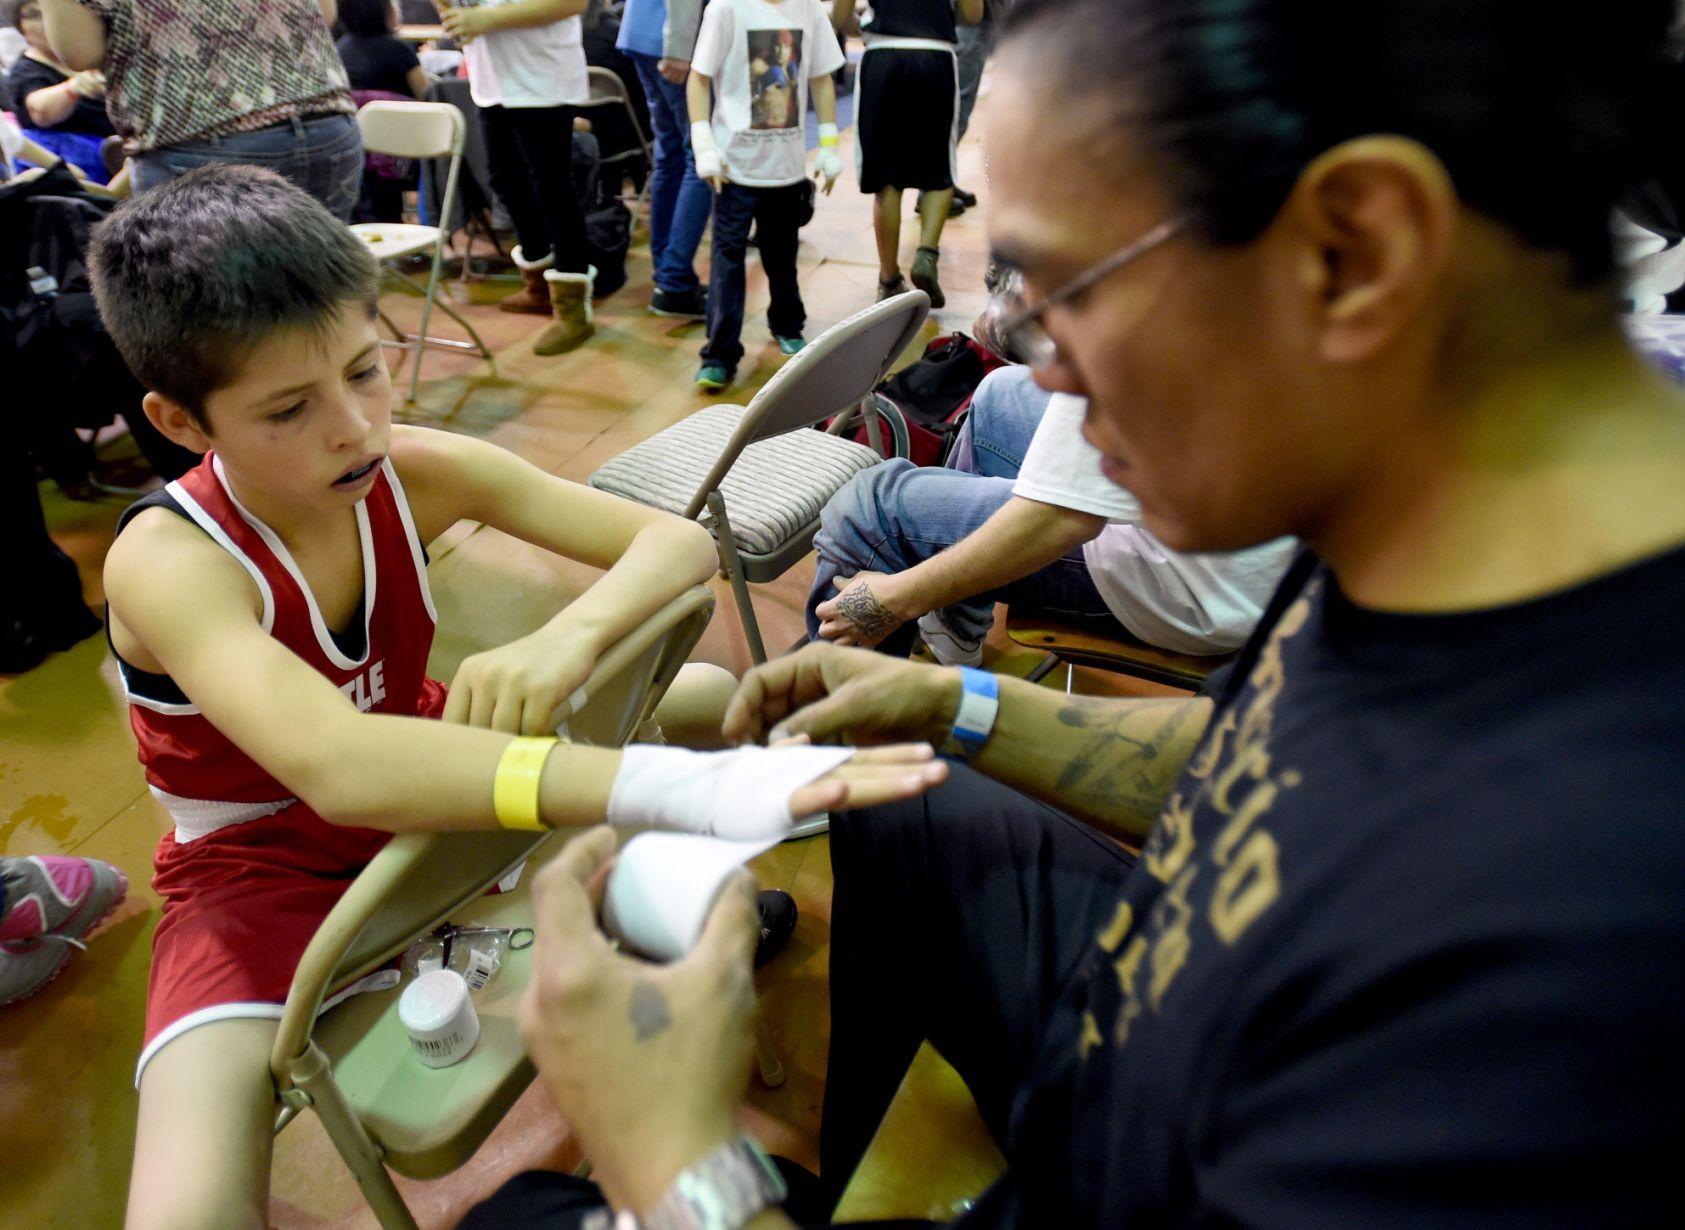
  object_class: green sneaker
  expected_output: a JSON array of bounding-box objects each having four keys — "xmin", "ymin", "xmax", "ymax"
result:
[
  {"xmin": 775, "ymin": 335, "xmax": 806, "ymax": 356},
  {"xmin": 695, "ymin": 363, "xmax": 732, "ymax": 391}
]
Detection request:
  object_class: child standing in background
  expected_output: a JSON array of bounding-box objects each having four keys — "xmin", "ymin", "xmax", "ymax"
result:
[
  {"xmin": 441, "ymin": 0, "xmax": 598, "ymax": 354},
  {"xmin": 687, "ymin": 0, "xmax": 845, "ymax": 391},
  {"xmin": 838, "ymin": 0, "xmax": 984, "ymax": 307}
]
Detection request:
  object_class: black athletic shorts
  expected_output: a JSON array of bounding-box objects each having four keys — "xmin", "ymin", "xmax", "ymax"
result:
[{"xmin": 855, "ymin": 45, "xmax": 959, "ymax": 193}]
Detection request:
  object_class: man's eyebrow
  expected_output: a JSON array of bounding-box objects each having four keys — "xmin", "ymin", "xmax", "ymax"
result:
[
  {"xmin": 345, "ymin": 343, "xmax": 380, "ymax": 368},
  {"xmin": 988, "ymin": 237, "xmax": 1059, "ymax": 274}
]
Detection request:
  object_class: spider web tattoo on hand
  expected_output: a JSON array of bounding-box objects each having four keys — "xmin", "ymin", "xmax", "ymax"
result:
[{"xmin": 835, "ymin": 580, "xmax": 900, "ymax": 639}]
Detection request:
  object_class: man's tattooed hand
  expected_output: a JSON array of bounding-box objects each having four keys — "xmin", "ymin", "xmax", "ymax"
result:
[
  {"xmin": 834, "ymin": 579, "xmax": 901, "ymax": 640},
  {"xmin": 629, "ymin": 979, "xmax": 672, "ymax": 1042}
]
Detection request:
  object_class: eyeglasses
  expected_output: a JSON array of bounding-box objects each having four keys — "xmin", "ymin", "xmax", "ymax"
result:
[{"xmin": 998, "ymin": 215, "xmax": 1192, "ymax": 368}]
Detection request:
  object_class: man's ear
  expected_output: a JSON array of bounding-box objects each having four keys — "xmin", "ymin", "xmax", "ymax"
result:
[
  {"xmin": 142, "ymin": 391, "xmax": 213, "ymax": 454},
  {"xmin": 1284, "ymin": 136, "xmax": 1457, "ymax": 364}
]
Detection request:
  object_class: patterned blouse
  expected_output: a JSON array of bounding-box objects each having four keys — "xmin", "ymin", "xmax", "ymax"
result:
[{"xmin": 75, "ymin": 0, "xmax": 353, "ymax": 153}]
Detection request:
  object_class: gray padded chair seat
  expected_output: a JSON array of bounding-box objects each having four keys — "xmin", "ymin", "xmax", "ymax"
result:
[{"xmin": 590, "ymin": 404, "xmax": 885, "ymax": 556}]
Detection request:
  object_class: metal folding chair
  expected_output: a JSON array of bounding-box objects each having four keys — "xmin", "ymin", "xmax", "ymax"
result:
[
  {"xmin": 269, "ymin": 587, "xmax": 715, "ymax": 1230},
  {"xmin": 351, "ymin": 100, "xmax": 495, "ymax": 404},
  {"xmin": 577, "ymin": 65, "xmax": 655, "ymax": 224},
  {"xmin": 588, "ymin": 292, "xmax": 931, "ymax": 663}
]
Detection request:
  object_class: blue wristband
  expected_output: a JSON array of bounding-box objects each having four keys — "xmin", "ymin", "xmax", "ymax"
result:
[{"xmin": 941, "ymin": 667, "xmax": 999, "ymax": 760}]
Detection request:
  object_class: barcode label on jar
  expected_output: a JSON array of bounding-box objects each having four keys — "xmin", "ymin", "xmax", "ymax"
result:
[{"xmin": 416, "ymin": 1032, "xmax": 462, "ymax": 1057}]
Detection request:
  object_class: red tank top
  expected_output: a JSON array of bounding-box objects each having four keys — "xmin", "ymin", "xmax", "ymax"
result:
[{"xmin": 121, "ymin": 453, "xmax": 441, "ymax": 806}]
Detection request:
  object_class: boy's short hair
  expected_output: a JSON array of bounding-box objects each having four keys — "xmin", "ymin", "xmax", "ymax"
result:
[{"xmin": 87, "ymin": 165, "xmax": 379, "ymax": 430}]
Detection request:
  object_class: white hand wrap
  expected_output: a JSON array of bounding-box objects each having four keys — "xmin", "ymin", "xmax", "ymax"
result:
[
  {"xmin": 608, "ymin": 744, "xmax": 854, "ymax": 840},
  {"xmin": 816, "ymin": 121, "xmax": 841, "ymax": 185},
  {"xmin": 691, "ymin": 120, "xmax": 723, "ymax": 182}
]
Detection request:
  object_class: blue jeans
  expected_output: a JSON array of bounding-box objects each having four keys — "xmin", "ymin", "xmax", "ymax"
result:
[
  {"xmin": 702, "ymin": 181, "xmax": 805, "ymax": 373},
  {"xmin": 627, "ymin": 51, "xmax": 711, "ymax": 295},
  {"xmin": 808, "ymin": 367, "xmax": 1116, "ymax": 656},
  {"xmin": 955, "ymin": 19, "xmax": 996, "ymax": 143},
  {"xmin": 132, "ymin": 113, "xmax": 363, "ymax": 222}
]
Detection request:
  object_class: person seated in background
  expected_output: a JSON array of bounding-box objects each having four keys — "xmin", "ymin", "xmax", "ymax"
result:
[
  {"xmin": 335, "ymin": 0, "xmax": 429, "ymax": 99},
  {"xmin": 812, "ymin": 364, "xmax": 1295, "ymax": 664},
  {"xmin": 2, "ymin": 0, "xmax": 121, "ymax": 185},
  {"xmin": 335, "ymin": 0, "xmax": 429, "ymax": 221}
]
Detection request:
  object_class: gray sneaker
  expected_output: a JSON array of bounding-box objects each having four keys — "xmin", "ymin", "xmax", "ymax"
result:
[
  {"xmin": 0, "ymin": 856, "xmax": 128, "ymax": 1005},
  {"xmin": 916, "ymin": 612, "xmax": 983, "ymax": 668}
]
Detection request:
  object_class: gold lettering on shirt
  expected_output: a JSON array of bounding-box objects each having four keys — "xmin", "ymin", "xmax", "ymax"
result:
[
  {"xmin": 1148, "ymin": 866, "xmax": 1197, "ymax": 1011},
  {"xmin": 1112, "ymin": 935, "xmax": 1148, "ymax": 1047},
  {"xmin": 1145, "ymin": 791, "xmax": 1197, "ymax": 885},
  {"xmin": 1184, "ymin": 705, "xmax": 1237, "ymax": 782},
  {"xmin": 1078, "ymin": 581, "xmax": 1316, "ymax": 1062},
  {"xmin": 1096, "ymin": 901, "xmax": 1134, "ymax": 954},
  {"xmin": 1078, "ymin": 1011, "xmax": 1104, "ymax": 1059},
  {"xmin": 1210, "ymin": 829, "xmax": 1282, "ymax": 945}
]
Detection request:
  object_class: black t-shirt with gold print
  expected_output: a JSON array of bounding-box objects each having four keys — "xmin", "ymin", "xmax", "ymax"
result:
[{"xmin": 990, "ymin": 546, "xmax": 1685, "ymax": 1227}]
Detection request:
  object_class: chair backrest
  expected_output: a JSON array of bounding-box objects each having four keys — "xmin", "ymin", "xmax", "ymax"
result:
[
  {"xmin": 269, "ymin": 585, "xmax": 715, "ymax": 1084},
  {"xmin": 585, "ymin": 64, "xmax": 632, "ymax": 107},
  {"xmin": 681, "ymin": 290, "xmax": 930, "ymax": 517},
  {"xmin": 356, "ymin": 99, "xmax": 464, "ymax": 161}
]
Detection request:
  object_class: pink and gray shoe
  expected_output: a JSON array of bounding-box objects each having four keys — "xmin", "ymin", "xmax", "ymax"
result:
[{"xmin": 0, "ymin": 855, "xmax": 129, "ymax": 1005}]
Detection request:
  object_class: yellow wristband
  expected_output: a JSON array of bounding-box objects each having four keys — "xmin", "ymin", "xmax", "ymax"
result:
[{"xmin": 493, "ymin": 736, "xmax": 559, "ymax": 831}]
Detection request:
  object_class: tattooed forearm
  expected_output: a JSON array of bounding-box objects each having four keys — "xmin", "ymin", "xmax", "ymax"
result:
[
  {"xmin": 834, "ymin": 580, "xmax": 900, "ymax": 639},
  {"xmin": 1051, "ymin": 696, "xmax": 1208, "ymax": 819},
  {"xmin": 629, "ymin": 979, "xmax": 673, "ymax": 1042}
]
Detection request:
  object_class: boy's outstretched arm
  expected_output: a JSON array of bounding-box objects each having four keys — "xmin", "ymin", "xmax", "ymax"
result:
[
  {"xmin": 105, "ymin": 514, "xmax": 943, "ymax": 834},
  {"xmin": 391, "ymin": 426, "xmax": 719, "ymax": 734}
]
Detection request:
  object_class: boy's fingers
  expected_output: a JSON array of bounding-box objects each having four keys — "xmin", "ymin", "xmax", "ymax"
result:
[
  {"xmin": 788, "ymin": 778, "xmax": 849, "ymax": 816},
  {"xmin": 442, "ymin": 684, "xmax": 470, "ymax": 726},
  {"xmin": 491, "ymin": 695, "xmax": 523, "ymax": 735},
  {"xmin": 843, "ymin": 742, "xmax": 936, "ymax": 764}
]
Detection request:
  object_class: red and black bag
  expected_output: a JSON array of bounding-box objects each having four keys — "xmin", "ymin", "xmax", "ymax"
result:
[{"xmin": 835, "ymin": 333, "xmax": 1010, "ymax": 466}]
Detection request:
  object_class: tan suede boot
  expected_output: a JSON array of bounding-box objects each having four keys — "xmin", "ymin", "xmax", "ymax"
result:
[
  {"xmin": 500, "ymin": 245, "xmax": 553, "ymax": 315},
  {"xmin": 534, "ymin": 266, "xmax": 597, "ymax": 355}
]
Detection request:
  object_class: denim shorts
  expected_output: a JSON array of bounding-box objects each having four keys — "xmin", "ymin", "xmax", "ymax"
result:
[{"xmin": 132, "ymin": 112, "xmax": 363, "ymax": 221}]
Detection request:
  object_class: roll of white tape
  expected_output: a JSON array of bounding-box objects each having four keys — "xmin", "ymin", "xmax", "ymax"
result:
[
  {"xmin": 399, "ymin": 969, "xmax": 481, "ymax": 1068},
  {"xmin": 602, "ymin": 831, "xmax": 777, "ymax": 962}
]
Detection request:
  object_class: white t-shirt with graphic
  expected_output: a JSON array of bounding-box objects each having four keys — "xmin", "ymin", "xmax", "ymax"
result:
[
  {"xmin": 1014, "ymin": 388, "xmax": 1298, "ymax": 655},
  {"xmin": 464, "ymin": 3, "xmax": 588, "ymax": 109},
  {"xmin": 692, "ymin": 0, "xmax": 846, "ymax": 188}
]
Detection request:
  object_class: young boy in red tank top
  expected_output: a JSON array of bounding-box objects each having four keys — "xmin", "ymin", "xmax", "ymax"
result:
[{"xmin": 93, "ymin": 165, "xmax": 946, "ymax": 1230}]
